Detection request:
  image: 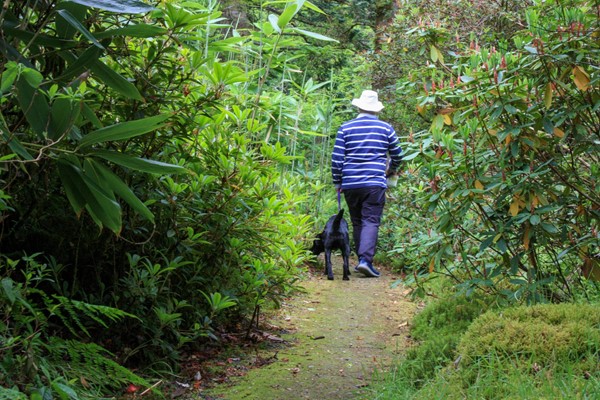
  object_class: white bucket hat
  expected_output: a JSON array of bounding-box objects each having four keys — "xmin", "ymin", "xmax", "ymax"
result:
[{"xmin": 351, "ymin": 90, "xmax": 384, "ymax": 112}]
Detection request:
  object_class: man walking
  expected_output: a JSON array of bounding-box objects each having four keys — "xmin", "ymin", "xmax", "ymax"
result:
[{"xmin": 332, "ymin": 90, "xmax": 403, "ymax": 277}]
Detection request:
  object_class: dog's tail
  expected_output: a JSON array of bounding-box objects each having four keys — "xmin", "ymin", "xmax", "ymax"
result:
[{"xmin": 333, "ymin": 208, "xmax": 344, "ymax": 231}]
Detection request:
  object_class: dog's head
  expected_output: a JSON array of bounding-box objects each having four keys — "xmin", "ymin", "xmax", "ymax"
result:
[{"xmin": 310, "ymin": 237, "xmax": 325, "ymax": 256}]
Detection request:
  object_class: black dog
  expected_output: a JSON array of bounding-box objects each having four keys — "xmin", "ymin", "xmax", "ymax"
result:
[{"xmin": 310, "ymin": 209, "xmax": 351, "ymax": 280}]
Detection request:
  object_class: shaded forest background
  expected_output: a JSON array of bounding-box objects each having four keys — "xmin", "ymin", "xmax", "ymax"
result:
[{"xmin": 0, "ymin": 0, "xmax": 598, "ymax": 398}]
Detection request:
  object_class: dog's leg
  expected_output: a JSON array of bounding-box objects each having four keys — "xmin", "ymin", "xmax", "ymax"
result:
[
  {"xmin": 324, "ymin": 249, "xmax": 334, "ymax": 280},
  {"xmin": 342, "ymin": 242, "xmax": 350, "ymax": 281}
]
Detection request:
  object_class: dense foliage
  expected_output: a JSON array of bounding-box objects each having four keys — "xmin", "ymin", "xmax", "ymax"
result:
[
  {"xmin": 0, "ymin": 0, "xmax": 338, "ymax": 397},
  {"xmin": 376, "ymin": 0, "xmax": 599, "ymax": 303}
]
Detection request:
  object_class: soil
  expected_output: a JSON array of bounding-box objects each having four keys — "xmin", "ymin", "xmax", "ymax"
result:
[{"xmin": 201, "ymin": 255, "xmax": 418, "ymax": 400}]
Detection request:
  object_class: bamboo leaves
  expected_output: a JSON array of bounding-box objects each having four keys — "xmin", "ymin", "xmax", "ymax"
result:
[
  {"xmin": 290, "ymin": 28, "xmax": 338, "ymax": 42},
  {"xmin": 266, "ymin": 0, "xmax": 337, "ymax": 42}
]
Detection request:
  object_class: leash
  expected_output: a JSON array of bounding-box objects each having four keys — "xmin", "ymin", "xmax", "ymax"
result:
[{"xmin": 337, "ymin": 189, "xmax": 342, "ymax": 211}]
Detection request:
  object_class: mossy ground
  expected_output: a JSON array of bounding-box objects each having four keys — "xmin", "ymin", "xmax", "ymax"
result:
[{"xmin": 203, "ymin": 255, "xmax": 417, "ymax": 400}]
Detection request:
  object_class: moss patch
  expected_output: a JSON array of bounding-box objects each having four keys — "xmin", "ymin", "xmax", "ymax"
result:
[{"xmin": 459, "ymin": 303, "xmax": 600, "ymax": 369}]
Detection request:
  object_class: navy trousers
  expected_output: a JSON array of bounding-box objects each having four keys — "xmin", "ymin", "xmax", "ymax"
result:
[{"xmin": 343, "ymin": 186, "xmax": 386, "ymax": 264}]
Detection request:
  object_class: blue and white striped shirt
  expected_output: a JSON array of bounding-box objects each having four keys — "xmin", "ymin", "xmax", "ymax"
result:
[{"xmin": 332, "ymin": 114, "xmax": 402, "ymax": 189}]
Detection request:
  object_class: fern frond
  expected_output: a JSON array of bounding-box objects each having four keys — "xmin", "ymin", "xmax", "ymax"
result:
[
  {"xmin": 44, "ymin": 337, "xmax": 151, "ymax": 391},
  {"xmin": 49, "ymin": 295, "xmax": 139, "ymax": 338},
  {"xmin": 0, "ymin": 387, "xmax": 27, "ymax": 400}
]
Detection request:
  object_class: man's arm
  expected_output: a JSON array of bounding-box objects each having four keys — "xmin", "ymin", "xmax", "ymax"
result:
[
  {"xmin": 387, "ymin": 128, "xmax": 403, "ymax": 175},
  {"xmin": 331, "ymin": 130, "xmax": 345, "ymax": 186}
]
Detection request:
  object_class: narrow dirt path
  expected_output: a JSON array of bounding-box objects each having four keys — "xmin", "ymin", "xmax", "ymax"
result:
[{"xmin": 206, "ymin": 255, "xmax": 417, "ymax": 400}]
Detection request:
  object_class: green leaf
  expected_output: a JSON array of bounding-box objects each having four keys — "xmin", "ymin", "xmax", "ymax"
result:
[
  {"xmin": 57, "ymin": 157, "xmax": 89, "ymax": 215},
  {"xmin": 278, "ymin": 3, "xmax": 299, "ymax": 29},
  {"xmin": 1, "ymin": 278, "xmax": 17, "ymax": 305},
  {"xmin": 93, "ymin": 24, "xmax": 167, "ymax": 39},
  {"xmin": 81, "ymin": 103, "xmax": 103, "ymax": 129},
  {"xmin": 62, "ymin": 158, "xmax": 122, "ymax": 232},
  {"xmin": 0, "ymin": 61, "xmax": 18, "ymax": 94},
  {"xmin": 268, "ymin": 14, "xmax": 282, "ymax": 33},
  {"xmin": 290, "ymin": 28, "xmax": 338, "ymax": 42},
  {"xmin": 22, "ymin": 68, "xmax": 44, "ymax": 88},
  {"xmin": 496, "ymin": 238, "xmax": 507, "ymax": 253},
  {"xmin": 2, "ymin": 135, "xmax": 34, "ymax": 160},
  {"xmin": 431, "ymin": 114, "xmax": 445, "ymax": 131},
  {"xmin": 79, "ymin": 114, "xmax": 171, "ymax": 148},
  {"xmin": 49, "ymin": 97, "xmax": 81, "ymax": 141},
  {"xmin": 57, "ymin": 155, "xmax": 123, "ymax": 233},
  {"xmin": 88, "ymin": 59, "xmax": 143, "ymax": 100},
  {"xmin": 94, "ymin": 150, "xmax": 186, "ymax": 174},
  {"xmin": 402, "ymin": 152, "xmax": 419, "ymax": 161},
  {"xmin": 504, "ymin": 104, "xmax": 518, "ymax": 114},
  {"xmin": 80, "ymin": 173, "xmax": 122, "ymax": 233},
  {"xmin": 58, "ymin": 45, "xmax": 104, "ymax": 82},
  {"xmin": 541, "ymin": 222, "xmax": 558, "ymax": 234},
  {"xmin": 67, "ymin": 0, "xmax": 155, "ymax": 14},
  {"xmin": 56, "ymin": 9, "xmax": 104, "ymax": 49},
  {"xmin": 430, "ymin": 45, "xmax": 438, "ymax": 62},
  {"xmin": 302, "ymin": 0, "xmax": 325, "ymax": 14},
  {"xmin": 51, "ymin": 381, "xmax": 80, "ymax": 400},
  {"xmin": 529, "ymin": 214, "xmax": 541, "ymax": 225},
  {"xmin": 15, "ymin": 76, "xmax": 50, "ymax": 140},
  {"xmin": 542, "ymin": 117, "xmax": 554, "ymax": 134},
  {"xmin": 55, "ymin": 1, "xmax": 87, "ymax": 39},
  {"xmin": 3, "ymin": 19, "xmax": 77, "ymax": 48},
  {"xmin": 85, "ymin": 159, "xmax": 155, "ymax": 222}
]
